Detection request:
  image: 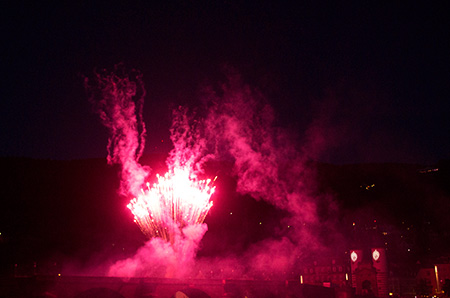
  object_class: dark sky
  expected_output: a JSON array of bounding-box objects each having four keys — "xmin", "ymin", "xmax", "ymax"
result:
[{"xmin": 1, "ymin": 2, "xmax": 449, "ymax": 164}]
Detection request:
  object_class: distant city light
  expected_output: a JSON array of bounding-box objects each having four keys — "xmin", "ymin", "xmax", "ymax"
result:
[
  {"xmin": 419, "ymin": 167, "xmax": 439, "ymax": 174},
  {"xmin": 361, "ymin": 184, "xmax": 375, "ymax": 190}
]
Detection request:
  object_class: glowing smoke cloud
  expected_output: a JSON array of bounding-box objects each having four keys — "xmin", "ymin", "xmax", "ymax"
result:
[
  {"xmin": 203, "ymin": 71, "xmax": 316, "ymax": 217},
  {"xmin": 196, "ymin": 70, "xmax": 334, "ymax": 278}
]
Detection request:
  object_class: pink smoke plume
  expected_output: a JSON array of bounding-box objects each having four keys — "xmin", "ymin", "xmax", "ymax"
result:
[
  {"xmin": 190, "ymin": 68, "xmax": 341, "ymax": 278},
  {"xmin": 166, "ymin": 106, "xmax": 213, "ymax": 177},
  {"xmin": 202, "ymin": 70, "xmax": 317, "ymax": 219},
  {"xmin": 108, "ymin": 224, "xmax": 208, "ymax": 278},
  {"xmin": 84, "ymin": 64, "xmax": 149, "ymax": 196}
]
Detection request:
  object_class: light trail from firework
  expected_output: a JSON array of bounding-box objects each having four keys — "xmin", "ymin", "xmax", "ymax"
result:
[{"xmin": 127, "ymin": 167, "xmax": 216, "ymax": 243}]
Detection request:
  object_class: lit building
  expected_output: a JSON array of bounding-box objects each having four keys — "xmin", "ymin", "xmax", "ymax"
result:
[
  {"xmin": 299, "ymin": 259, "xmax": 350, "ymax": 288},
  {"xmin": 349, "ymin": 248, "xmax": 388, "ymax": 297}
]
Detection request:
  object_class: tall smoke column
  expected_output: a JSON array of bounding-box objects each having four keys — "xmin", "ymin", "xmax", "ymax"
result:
[
  {"xmin": 194, "ymin": 69, "xmax": 337, "ymax": 277},
  {"xmin": 84, "ymin": 65, "xmax": 149, "ymax": 196},
  {"xmin": 168, "ymin": 106, "xmax": 214, "ymax": 175},
  {"xmin": 203, "ymin": 70, "xmax": 315, "ymax": 215}
]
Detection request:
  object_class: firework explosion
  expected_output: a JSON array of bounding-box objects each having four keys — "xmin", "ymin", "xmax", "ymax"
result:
[
  {"xmin": 85, "ymin": 65, "xmax": 215, "ymax": 245},
  {"xmin": 128, "ymin": 168, "xmax": 215, "ymax": 243}
]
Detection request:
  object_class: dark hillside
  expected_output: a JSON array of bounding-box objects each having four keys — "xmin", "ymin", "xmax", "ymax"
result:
[{"xmin": 0, "ymin": 157, "xmax": 448, "ymax": 274}]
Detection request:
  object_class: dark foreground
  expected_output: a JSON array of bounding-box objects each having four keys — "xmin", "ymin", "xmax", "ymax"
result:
[{"xmin": 0, "ymin": 275, "xmax": 351, "ymax": 298}]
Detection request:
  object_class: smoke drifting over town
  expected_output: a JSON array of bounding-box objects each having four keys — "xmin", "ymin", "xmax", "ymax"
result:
[{"xmin": 84, "ymin": 65, "xmax": 342, "ymax": 279}]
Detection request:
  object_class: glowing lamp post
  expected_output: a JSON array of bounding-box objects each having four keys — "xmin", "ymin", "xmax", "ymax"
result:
[{"xmin": 435, "ymin": 265, "xmax": 440, "ymax": 293}]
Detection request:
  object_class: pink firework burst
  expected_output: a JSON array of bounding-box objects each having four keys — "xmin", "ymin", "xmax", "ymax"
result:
[{"xmin": 127, "ymin": 166, "xmax": 216, "ymax": 243}]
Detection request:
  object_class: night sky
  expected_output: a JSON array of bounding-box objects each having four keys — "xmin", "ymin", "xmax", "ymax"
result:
[{"xmin": 1, "ymin": 2, "xmax": 449, "ymax": 164}]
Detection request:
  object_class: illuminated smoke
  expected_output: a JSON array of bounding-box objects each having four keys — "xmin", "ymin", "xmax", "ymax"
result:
[
  {"xmin": 108, "ymin": 224, "xmax": 208, "ymax": 277},
  {"xmin": 193, "ymin": 69, "xmax": 335, "ymax": 277},
  {"xmin": 84, "ymin": 64, "xmax": 149, "ymax": 196},
  {"xmin": 202, "ymin": 70, "xmax": 317, "ymax": 217},
  {"xmin": 167, "ymin": 106, "xmax": 211, "ymax": 173}
]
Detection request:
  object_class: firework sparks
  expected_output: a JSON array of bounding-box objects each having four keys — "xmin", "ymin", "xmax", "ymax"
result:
[{"xmin": 127, "ymin": 166, "xmax": 216, "ymax": 243}]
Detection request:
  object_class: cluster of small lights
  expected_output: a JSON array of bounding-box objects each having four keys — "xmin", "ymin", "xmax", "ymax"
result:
[
  {"xmin": 419, "ymin": 167, "xmax": 439, "ymax": 174},
  {"xmin": 127, "ymin": 166, "xmax": 216, "ymax": 242},
  {"xmin": 360, "ymin": 183, "xmax": 375, "ymax": 190}
]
